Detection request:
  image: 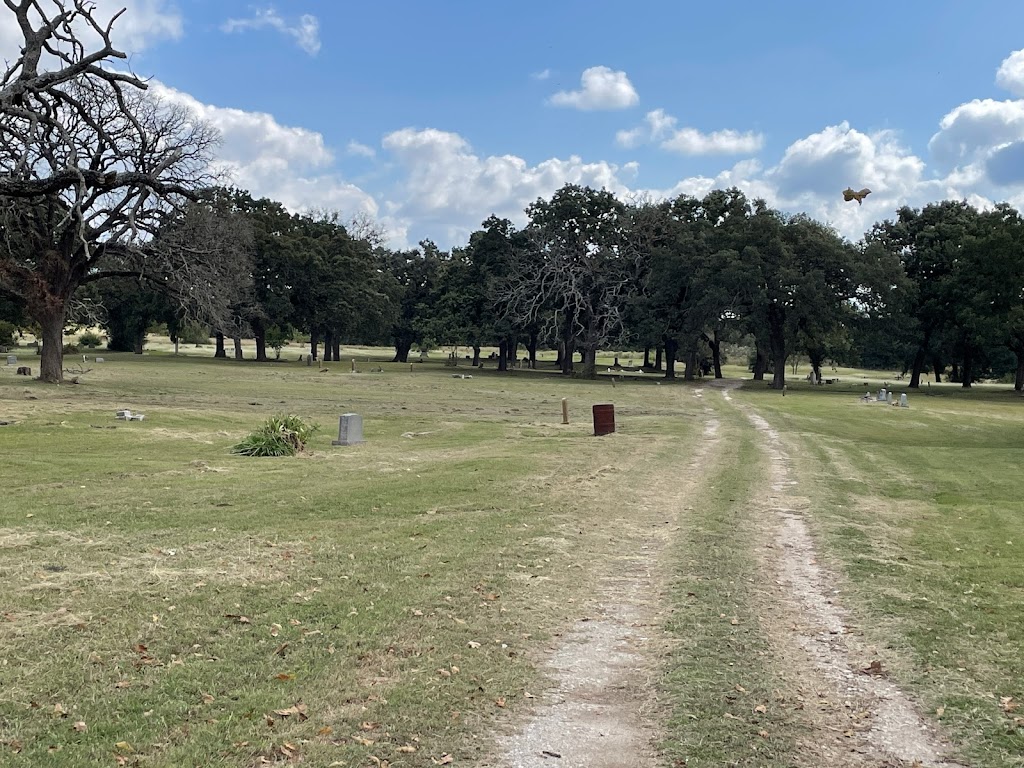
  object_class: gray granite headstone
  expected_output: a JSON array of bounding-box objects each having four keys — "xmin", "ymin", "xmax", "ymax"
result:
[
  {"xmin": 877, "ymin": 388, "xmax": 886, "ymax": 402},
  {"xmin": 6, "ymin": 355, "xmax": 16, "ymax": 365},
  {"xmin": 95, "ymin": 357, "xmax": 104, "ymax": 363},
  {"xmin": 332, "ymin": 413, "xmax": 364, "ymax": 446}
]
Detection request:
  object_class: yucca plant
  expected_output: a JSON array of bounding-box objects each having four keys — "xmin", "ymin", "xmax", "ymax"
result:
[{"xmin": 231, "ymin": 414, "xmax": 319, "ymax": 457}]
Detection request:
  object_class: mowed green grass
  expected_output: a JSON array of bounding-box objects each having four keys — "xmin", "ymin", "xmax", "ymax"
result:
[
  {"xmin": 738, "ymin": 382, "xmax": 1024, "ymax": 767},
  {"xmin": 0, "ymin": 349, "xmax": 703, "ymax": 767}
]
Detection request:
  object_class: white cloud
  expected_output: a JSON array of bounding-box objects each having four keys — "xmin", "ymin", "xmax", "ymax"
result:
[
  {"xmin": 221, "ymin": 8, "xmax": 320, "ymax": 56},
  {"xmin": 549, "ymin": 66, "xmax": 639, "ymax": 111},
  {"xmin": 531, "ymin": 69, "xmax": 551, "ymax": 81},
  {"xmin": 661, "ymin": 127, "xmax": 764, "ymax": 155},
  {"xmin": 616, "ymin": 108, "xmax": 677, "ymax": 147},
  {"xmin": 347, "ymin": 140, "xmax": 376, "ymax": 159},
  {"xmin": 616, "ymin": 109, "xmax": 763, "ymax": 155},
  {"xmin": 928, "ymin": 98, "xmax": 1024, "ymax": 169},
  {"xmin": 381, "ymin": 127, "xmax": 636, "ymax": 243},
  {"xmin": 996, "ymin": 49, "xmax": 1024, "ymax": 98},
  {"xmin": 149, "ymin": 82, "xmax": 377, "ymax": 221}
]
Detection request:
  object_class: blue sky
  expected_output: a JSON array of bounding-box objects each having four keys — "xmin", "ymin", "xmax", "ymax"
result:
[{"xmin": 7, "ymin": 1, "xmax": 1024, "ymax": 248}]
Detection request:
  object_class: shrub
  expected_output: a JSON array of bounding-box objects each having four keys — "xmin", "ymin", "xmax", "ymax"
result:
[
  {"xmin": 231, "ymin": 414, "xmax": 319, "ymax": 457},
  {"xmin": 62, "ymin": 343, "xmax": 79, "ymax": 354},
  {"xmin": 78, "ymin": 331, "xmax": 103, "ymax": 348},
  {"xmin": 0, "ymin": 321, "xmax": 18, "ymax": 348},
  {"xmin": 265, "ymin": 325, "xmax": 293, "ymax": 359},
  {"xmin": 178, "ymin": 322, "xmax": 210, "ymax": 346}
]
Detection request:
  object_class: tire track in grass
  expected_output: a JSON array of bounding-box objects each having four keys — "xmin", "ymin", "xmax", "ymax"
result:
[
  {"xmin": 491, "ymin": 404, "xmax": 723, "ymax": 768},
  {"xmin": 728, "ymin": 382, "xmax": 967, "ymax": 767}
]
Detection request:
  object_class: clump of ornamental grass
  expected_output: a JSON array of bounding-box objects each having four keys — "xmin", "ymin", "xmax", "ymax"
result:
[{"xmin": 231, "ymin": 414, "xmax": 319, "ymax": 457}]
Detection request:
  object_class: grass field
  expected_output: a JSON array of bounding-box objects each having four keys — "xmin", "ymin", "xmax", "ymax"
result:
[
  {"xmin": 2, "ymin": 342, "xmax": 1022, "ymax": 767},
  {"xmin": 0, "ymin": 346, "xmax": 704, "ymax": 767}
]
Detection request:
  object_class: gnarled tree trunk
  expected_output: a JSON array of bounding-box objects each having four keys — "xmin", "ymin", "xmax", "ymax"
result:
[
  {"xmin": 37, "ymin": 307, "xmax": 66, "ymax": 383},
  {"xmin": 233, "ymin": 336, "xmax": 243, "ymax": 360},
  {"xmin": 215, "ymin": 332, "xmax": 227, "ymax": 358}
]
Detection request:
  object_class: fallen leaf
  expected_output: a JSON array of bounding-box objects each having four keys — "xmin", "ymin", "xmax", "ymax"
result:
[
  {"xmin": 360, "ymin": 722, "xmax": 380, "ymax": 731},
  {"xmin": 72, "ymin": 721, "xmax": 87, "ymax": 733},
  {"xmin": 758, "ymin": 729, "xmax": 770, "ymax": 738},
  {"xmin": 936, "ymin": 706, "xmax": 945, "ymax": 717},
  {"xmin": 270, "ymin": 623, "xmax": 282, "ymax": 637},
  {"xmin": 274, "ymin": 642, "xmax": 290, "ymax": 657},
  {"xmin": 541, "ymin": 751, "xmax": 562, "ymax": 758},
  {"xmin": 754, "ymin": 704, "xmax": 767, "ymax": 714},
  {"xmin": 201, "ymin": 693, "xmax": 215, "ymax": 704},
  {"xmin": 53, "ymin": 703, "xmax": 67, "ymax": 718},
  {"xmin": 274, "ymin": 673, "xmax": 295, "ymax": 681},
  {"xmin": 734, "ymin": 684, "xmax": 746, "ymax": 693},
  {"xmin": 317, "ymin": 726, "xmax": 333, "ymax": 736},
  {"xmin": 273, "ymin": 703, "xmax": 308, "ymax": 721},
  {"xmin": 1001, "ymin": 697, "xmax": 1019, "ymax": 713},
  {"xmin": 467, "ymin": 641, "xmax": 481, "ymax": 649},
  {"xmin": 434, "ymin": 755, "xmax": 454, "ymax": 765},
  {"xmin": 114, "ymin": 741, "xmax": 133, "ymax": 753},
  {"xmin": 397, "ymin": 745, "xmax": 417, "ymax": 753},
  {"xmin": 352, "ymin": 736, "xmax": 375, "ymax": 746},
  {"xmin": 114, "ymin": 680, "xmax": 131, "ymax": 689},
  {"xmin": 730, "ymin": 617, "xmax": 740, "ymax": 625},
  {"xmin": 412, "ymin": 609, "xmax": 424, "ymax": 617},
  {"xmin": 224, "ymin": 614, "xmax": 252, "ymax": 624},
  {"xmin": 495, "ymin": 697, "xmax": 506, "ymax": 708}
]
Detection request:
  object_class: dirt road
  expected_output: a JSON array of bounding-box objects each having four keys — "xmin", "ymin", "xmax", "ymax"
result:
[{"xmin": 489, "ymin": 381, "xmax": 965, "ymax": 767}]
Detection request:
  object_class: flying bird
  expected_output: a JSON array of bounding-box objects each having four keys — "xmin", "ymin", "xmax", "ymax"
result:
[{"xmin": 843, "ymin": 187, "xmax": 872, "ymax": 205}]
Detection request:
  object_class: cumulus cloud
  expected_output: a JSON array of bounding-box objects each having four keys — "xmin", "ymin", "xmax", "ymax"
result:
[
  {"xmin": 221, "ymin": 8, "xmax": 320, "ymax": 55},
  {"xmin": 381, "ymin": 126, "xmax": 637, "ymax": 244},
  {"xmin": 549, "ymin": 66, "xmax": 639, "ymax": 110},
  {"xmin": 928, "ymin": 98, "xmax": 1024, "ymax": 170},
  {"xmin": 531, "ymin": 69, "xmax": 552, "ymax": 81},
  {"xmin": 616, "ymin": 109, "xmax": 763, "ymax": 155},
  {"xmin": 996, "ymin": 49, "xmax": 1024, "ymax": 98},
  {"xmin": 150, "ymin": 82, "xmax": 377, "ymax": 220}
]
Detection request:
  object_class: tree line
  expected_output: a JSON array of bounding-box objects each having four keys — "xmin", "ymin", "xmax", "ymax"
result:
[{"xmin": 3, "ymin": 2, "xmax": 1024, "ymax": 390}]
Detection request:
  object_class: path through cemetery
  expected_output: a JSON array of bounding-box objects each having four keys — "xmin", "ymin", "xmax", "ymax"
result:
[{"xmin": 490, "ymin": 381, "xmax": 966, "ymax": 768}]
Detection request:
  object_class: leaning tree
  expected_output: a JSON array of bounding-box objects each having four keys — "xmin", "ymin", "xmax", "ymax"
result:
[{"xmin": 0, "ymin": 0, "xmax": 221, "ymax": 381}]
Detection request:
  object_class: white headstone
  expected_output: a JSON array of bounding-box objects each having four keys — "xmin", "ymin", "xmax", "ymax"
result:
[
  {"xmin": 886, "ymin": 391, "xmax": 893, "ymax": 403},
  {"xmin": 6, "ymin": 355, "xmax": 16, "ymax": 365},
  {"xmin": 877, "ymin": 388, "xmax": 886, "ymax": 401},
  {"xmin": 332, "ymin": 413, "xmax": 364, "ymax": 446},
  {"xmin": 95, "ymin": 357, "xmax": 104, "ymax": 362},
  {"xmin": 900, "ymin": 393, "xmax": 908, "ymax": 408}
]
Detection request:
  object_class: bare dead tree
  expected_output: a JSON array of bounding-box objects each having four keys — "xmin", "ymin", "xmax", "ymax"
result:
[
  {"xmin": 0, "ymin": 1, "xmax": 222, "ymax": 381},
  {"xmin": 502, "ymin": 185, "xmax": 656, "ymax": 377}
]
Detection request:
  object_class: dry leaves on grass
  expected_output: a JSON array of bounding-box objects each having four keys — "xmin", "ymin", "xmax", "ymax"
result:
[
  {"xmin": 272, "ymin": 703, "xmax": 308, "ymax": 722},
  {"xmin": 1001, "ymin": 696, "xmax": 1019, "ymax": 713}
]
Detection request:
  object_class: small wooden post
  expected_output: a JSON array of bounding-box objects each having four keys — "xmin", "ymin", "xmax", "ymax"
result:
[{"xmin": 561, "ymin": 398, "xmax": 569, "ymax": 424}]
